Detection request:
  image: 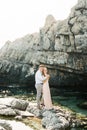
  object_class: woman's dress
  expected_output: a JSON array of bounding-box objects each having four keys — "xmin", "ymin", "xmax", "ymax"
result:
[{"xmin": 43, "ymin": 79, "xmax": 53, "ymax": 109}]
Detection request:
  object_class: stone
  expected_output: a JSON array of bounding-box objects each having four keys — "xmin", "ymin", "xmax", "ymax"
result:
[
  {"xmin": 44, "ymin": 15, "xmax": 56, "ymax": 27},
  {"xmin": 27, "ymin": 105, "xmax": 42, "ymax": 117},
  {"xmin": 75, "ymin": 0, "xmax": 87, "ymax": 10},
  {"xmin": 0, "ymin": 108, "xmax": 16, "ymax": 116},
  {"xmin": 0, "ymin": 98, "xmax": 15, "ymax": 106},
  {"xmin": 0, "ymin": 105, "xmax": 7, "ymax": 110},
  {"xmin": 0, "ymin": 120, "xmax": 12, "ymax": 130},
  {"xmin": 15, "ymin": 116, "xmax": 22, "ymax": 120},
  {"xmin": 15, "ymin": 109, "xmax": 34, "ymax": 117},
  {"xmin": 42, "ymin": 110, "xmax": 69, "ymax": 130},
  {"xmin": 10, "ymin": 99, "xmax": 29, "ymax": 110},
  {"xmin": 0, "ymin": 126, "xmax": 6, "ymax": 130}
]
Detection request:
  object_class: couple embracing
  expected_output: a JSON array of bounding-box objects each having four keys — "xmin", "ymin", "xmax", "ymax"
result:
[{"xmin": 35, "ymin": 64, "xmax": 53, "ymax": 110}]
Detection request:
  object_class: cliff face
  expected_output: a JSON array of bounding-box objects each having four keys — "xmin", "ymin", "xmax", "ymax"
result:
[{"xmin": 0, "ymin": 0, "xmax": 87, "ymax": 88}]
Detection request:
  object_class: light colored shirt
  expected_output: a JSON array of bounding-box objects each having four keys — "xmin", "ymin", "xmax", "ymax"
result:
[{"xmin": 35, "ymin": 70, "xmax": 46, "ymax": 84}]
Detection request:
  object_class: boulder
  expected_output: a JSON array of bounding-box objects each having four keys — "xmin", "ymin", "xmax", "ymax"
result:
[
  {"xmin": 42, "ymin": 110, "xmax": 69, "ymax": 130},
  {"xmin": 27, "ymin": 105, "xmax": 42, "ymax": 117},
  {"xmin": 15, "ymin": 109, "xmax": 34, "ymax": 117},
  {"xmin": 10, "ymin": 99, "xmax": 29, "ymax": 110},
  {"xmin": 0, "ymin": 120, "xmax": 12, "ymax": 130},
  {"xmin": 0, "ymin": 126, "xmax": 6, "ymax": 130},
  {"xmin": 0, "ymin": 98, "xmax": 15, "ymax": 106},
  {"xmin": 0, "ymin": 108, "xmax": 16, "ymax": 116}
]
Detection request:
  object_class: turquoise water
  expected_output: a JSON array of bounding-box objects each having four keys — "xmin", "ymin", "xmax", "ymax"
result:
[
  {"xmin": 53, "ymin": 95, "xmax": 87, "ymax": 115},
  {"xmin": 52, "ymin": 88, "xmax": 87, "ymax": 116}
]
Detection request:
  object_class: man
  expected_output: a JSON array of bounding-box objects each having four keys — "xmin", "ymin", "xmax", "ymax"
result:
[{"xmin": 35, "ymin": 64, "xmax": 48, "ymax": 109}]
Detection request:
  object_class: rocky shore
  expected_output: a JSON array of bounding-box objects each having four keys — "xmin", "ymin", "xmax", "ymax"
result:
[{"xmin": 0, "ymin": 97, "xmax": 86, "ymax": 130}]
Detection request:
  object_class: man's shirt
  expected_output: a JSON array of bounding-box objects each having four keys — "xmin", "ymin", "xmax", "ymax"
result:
[{"xmin": 35, "ymin": 70, "xmax": 46, "ymax": 84}]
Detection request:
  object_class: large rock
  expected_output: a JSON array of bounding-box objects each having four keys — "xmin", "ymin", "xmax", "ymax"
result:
[
  {"xmin": 0, "ymin": 120, "xmax": 12, "ymax": 130},
  {"xmin": 0, "ymin": 97, "xmax": 15, "ymax": 106},
  {"xmin": 0, "ymin": 0, "xmax": 87, "ymax": 88},
  {"xmin": 0, "ymin": 126, "xmax": 6, "ymax": 130},
  {"xmin": 10, "ymin": 99, "xmax": 29, "ymax": 110},
  {"xmin": 0, "ymin": 108, "xmax": 16, "ymax": 116},
  {"xmin": 42, "ymin": 110, "xmax": 69, "ymax": 130}
]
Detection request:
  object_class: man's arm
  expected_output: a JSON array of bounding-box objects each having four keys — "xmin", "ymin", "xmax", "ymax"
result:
[{"xmin": 37, "ymin": 72, "xmax": 48, "ymax": 82}]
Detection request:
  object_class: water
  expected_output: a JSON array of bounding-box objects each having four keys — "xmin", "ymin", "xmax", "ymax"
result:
[{"xmin": 52, "ymin": 88, "xmax": 87, "ymax": 116}]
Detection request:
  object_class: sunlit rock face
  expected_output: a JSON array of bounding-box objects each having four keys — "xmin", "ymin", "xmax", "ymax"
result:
[{"xmin": 0, "ymin": 0, "xmax": 87, "ymax": 88}]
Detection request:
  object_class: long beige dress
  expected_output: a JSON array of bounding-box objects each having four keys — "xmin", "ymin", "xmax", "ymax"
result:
[{"xmin": 43, "ymin": 79, "xmax": 53, "ymax": 109}]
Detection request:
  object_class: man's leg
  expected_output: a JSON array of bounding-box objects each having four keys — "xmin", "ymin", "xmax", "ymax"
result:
[
  {"xmin": 40, "ymin": 89, "xmax": 44, "ymax": 106},
  {"xmin": 35, "ymin": 84, "xmax": 42, "ymax": 108}
]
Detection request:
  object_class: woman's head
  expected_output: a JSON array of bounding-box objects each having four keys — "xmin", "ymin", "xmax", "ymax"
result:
[
  {"xmin": 39, "ymin": 64, "xmax": 45, "ymax": 72},
  {"xmin": 43, "ymin": 67, "xmax": 48, "ymax": 75}
]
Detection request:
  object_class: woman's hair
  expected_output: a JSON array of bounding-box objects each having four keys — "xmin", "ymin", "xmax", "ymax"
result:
[{"xmin": 42, "ymin": 67, "xmax": 48, "ymax": 76}]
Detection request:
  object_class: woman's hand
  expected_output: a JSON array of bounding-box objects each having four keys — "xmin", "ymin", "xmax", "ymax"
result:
[{"xmin": 47, "ymin": 74, "xmax": 50, "ymax": 79}]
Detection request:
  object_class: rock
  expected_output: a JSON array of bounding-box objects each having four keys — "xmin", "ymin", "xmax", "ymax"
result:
[
  {"xmin": 75, "ymin": 0, "xmax": 87, "ymax": 10},
  {"xmin": 15, "ymin": 116, "xmax": 22, "ymax": 120},
  {"xmin": 0, "ymin": 105, "xmax": 7, "ymax": 109},
  {"xmin": 44, "ymin": 15, "xmax": 56, "ymax": 27},
  {"xmin": 0, "ymin": 0, "xmax": 87, "ymax": 88},
  {"xmin": 27, "ymin": 105, "xmax": 42, "ymax": 117},
  {"xmin": 0, "ymin": 120, "xmax": 33, "ymax": 130},
  {"xmin": 0, "ymin": 98, "xmax": 15, "ymax": 106},
  {"xmin": 0, "ymin": 98, "xmax": 30, "ymax": 116},
  {"xmin": 0, "ymin": 126, "xmax": 6, "ymax": 130},
  {"xmin": 0, "ymin": 120, "xmax": 12, "ymax": 130},
  {"xmin": 0, "ymin": 108, "xmax": 16, "ymax": 116},
  {"xmin": 10, "ymin": 99, "xmax": 29, "ymax": 110},
  {"xmin": 15, "ymin": 109, "xmax": 34, "ymax": 117},
  {"xmin": 42, "ymin": 110, "xmax": 69, "ymax": 130}
]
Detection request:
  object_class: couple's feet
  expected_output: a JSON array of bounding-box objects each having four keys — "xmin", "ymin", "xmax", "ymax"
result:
[
  {"xmin": 37, "ymin": 103, "xmax": 45, "ymax": 109},
  {"xmin": 37, "ymin": 105, "xmax": 41, "ymax": 109}
]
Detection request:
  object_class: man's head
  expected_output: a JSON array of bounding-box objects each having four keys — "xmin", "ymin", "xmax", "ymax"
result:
[{"xmin": 39, "ymin": 64, "xmax": 45, "ymax": 72}]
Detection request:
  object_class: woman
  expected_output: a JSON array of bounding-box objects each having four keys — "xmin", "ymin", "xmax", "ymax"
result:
[{"xmin": 42, "ymin": 67, "xmax": 53, "ymax": 109}]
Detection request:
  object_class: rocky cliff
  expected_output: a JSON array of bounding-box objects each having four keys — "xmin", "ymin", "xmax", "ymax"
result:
[{"xmin": 0, "ymin": 0, "xmax": 87, "ymax": 88}]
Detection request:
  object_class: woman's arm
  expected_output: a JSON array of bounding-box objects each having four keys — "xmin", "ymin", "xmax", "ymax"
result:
[{"xmin": 43, "ymin": 74, "xmax": 50, "ymax": 83}]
